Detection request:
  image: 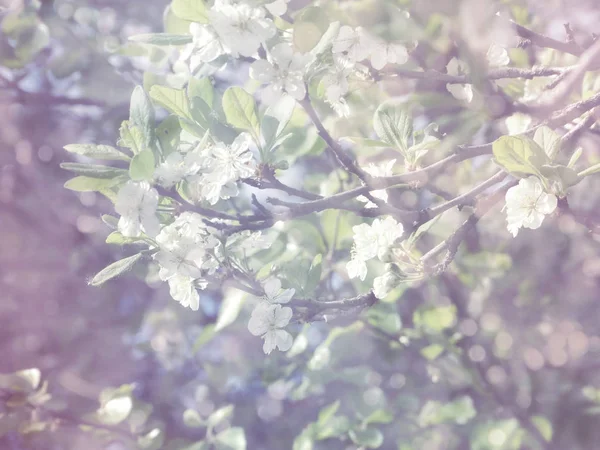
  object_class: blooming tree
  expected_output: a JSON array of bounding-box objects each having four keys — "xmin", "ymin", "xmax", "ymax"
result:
[{"xmin": 5, "ymin": 0, "xmax": 600, "ymax": 448}]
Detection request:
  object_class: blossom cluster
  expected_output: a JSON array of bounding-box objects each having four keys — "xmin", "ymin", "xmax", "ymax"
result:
[
  {"xmin": 247, "ymin": 278, "xmax": 295, "ymax": 354},
  {"xmin": 504, "ymin": 176, "xmax": 557, "ymax": 237}
]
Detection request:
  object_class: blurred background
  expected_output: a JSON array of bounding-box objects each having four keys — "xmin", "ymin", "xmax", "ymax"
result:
[{"xmin": 2, "ymin": 0, "xmax": 600, "ymax": 449}]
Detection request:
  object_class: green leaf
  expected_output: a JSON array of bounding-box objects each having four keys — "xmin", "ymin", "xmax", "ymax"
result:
[
  {"xmin": 214, "ymin": 427, "xmax": 246, "ymax": 450},
  {"xmin": 568, "ymin": 147, "xmax": 583, "ymax": 169},
  {"xmin": 97, "ymin": 395, "xmax": 133, "ymax": 425},
  {"xmin": 305, "ymin": 254, "xmax": 322, "ymax": 296},
  {"xmin": 293, "ymin": 432, "xmax": 314, "ymax": 450},
  {"xmin": 317, "ymin": 401, "xmax": 340, "ymax": 424},
  {"xmin": 118, "ymin": 121, "xmax": 146, "ymax": 155},
  {"xmin": 150, "ymin": 85, "xmax": 191, "ymax": 119},
  {"xmin": 207, "ymin": 405, "xmax": 234, "ymax": 429},
  {"xmin": 373, "ymin": 101, "xmax": 413, "ymax": 153},
  {"xmin": 532, "ymin": 415, "xmax": 552, "ymax": 442},
  {"xmin": 172, "ymin": 0, "xmax": 209, "ymax": 23},
  {"xmin": 533, "ymin": 126, "xmax": 561, "ymax": 161},
  {"xmin": 60, "ymin": 163, "xmax": 128, "ymax": 179},
  {"xmin": 222, "ymin": 87, "xmax": 260, "ymax": 135},
  {"xmin": 492, "ymin": 135, "xmax": 549, "ymax": 178},
  {"xmin": 193, "ymin": 324, "xmax": 216, "ymax": 352},
  {"xmin": 183, "ymin": 409, "xmax": 205, "ymax": 428},
  {"xmin": 64, "ymin": 175, "xmax": 126, "ymax": 192},
  {"xmin": 413, "ymin": 305, "xmax": 456, "ymax": 333},
  {"xmin": 363, "ymin": 409, "xmax": 394, "ymax": 426},
  {"xmin": 315, "ymin": 416, "xmax": 350, "ymax": 440},
  {"xmin": 349, "ymin": 428, "xmax": 384, "ymax": 448},
  {"xmin": 102, "ymin": 215, "xmax": 119, "ymax": 229},
  {"xmin": 215, "ymin": 291, "xmax": 245, "ymax": 331},
  {"xmin": 156, "ymin": 115, "xmax": 181, "ymax": 156},
  {"xmin": 89, "ymin": 253, "xmax": 143, "ymax": 287},
  {"xmin": 420, "ymin": 344, "xmax": 445, "ymax": 360},
  {"xmin": 63, "ymin": 144, "xmax": 130, "ymax": 161},
  {"xmin": 129, "ymin": 150, "xmax": 156, "ymax": 181},
  {"xmin": 261, "ymin": 96, "xmax": 296, "ymax": 150},
  {"xmin": 129, "ymin": 33, "xmax": 193, "ymax": 46},
  {"xmin": 188, "ymin": 77, "xmax": 214, "ymax": 107},
  {"xmin": 130, "ymin": 86, "xmax": 155, "ymax": 148},
  {"xmin": 293, "ymin": 7, "xmax": 330, "ymax": 53},
  {"xmin": 418, "ymin": 396, "xmax": 476, "ymax": 427},
  {"xmin": 137, "ymin": 428, "xmax": 164, "ymax": 450}
]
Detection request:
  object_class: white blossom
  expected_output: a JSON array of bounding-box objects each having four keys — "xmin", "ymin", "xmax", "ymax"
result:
[
  {"xmin": 505, "ymin": 176, "xmax": 557, "ymax": 237},
  {"xmin": 186, "ymin": 22, "xmax": 227, "ymax": 70},
  {"xmin": 115, "ymin": 181, "xmax": 160, "ymax": 238},
  {"xmin": 445, "ymin": 57, "xmax": 473, "ymax": 103},
  {"xmin": 250, "ymin": 43, "xmax": 312, "ymax": 102},
  {"xmin": 210, "ymin": 133, "xmax": 257, "ymax": 183},
  {"xmin": 357, "ymin": 159, "xmax": 396, "ymax": 207},
  {"xmin": 347, "ymin": 217, "xmax": 404, "ymax": 280},
  {"xmin": 168, "ymin": 274, "xmax": 200, "ymax": 311},
  {"xmin": 486, "ymin": 43, "xmax": 510, "ymax": 67},
  {"xmin": 370, "ymin": 40, "xmax": 408, "ymax": 70},
  {"xmin": 154, "ymin": 148, "xmax": 207, "ymax": 188},
  {"xmin": 248, "ymin": 302, "xmax": 293, "ymax": 354},
  {"xmin": 322, "ymin": 55, "xmax": 354, "ymax": 116},
  {"xmin": 209, "ymin": 3, "xmax": 276, "ymax": 58},
  {"xmin": 260, "ymin": 277, "xmax": 295, "ymax": 304},
  {"xmin": 505, "ymin": 113, "xmax": 532, "ymax": 135},
  {"xmin": 332, "ymin": 26, "xmax": 372, "ymax": 62},
  {"xmin": 373, "ymin": 270, "xmax": 398, "ymax": 299},
  {"xmin": 265, "ymin": 0, "xmax": 290, "ymax": 16}
]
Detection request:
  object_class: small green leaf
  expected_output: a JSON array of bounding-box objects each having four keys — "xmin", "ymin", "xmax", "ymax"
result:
[
  {"xmin": 156, "ymin": 115, "xmax": 181, "ymax": 156},
  {"xmin": 215, "ymin": 291, "xmax": 245, "ymax": 331},
  {"xmin": 413, "ymin": 305, "xmax": 456, "ymax": 333},
  {"xmin": 533, "ymin": 126, "xmax": 561, "ymax": 161},
  {"xmin": 492, "ymin": 135, "xmax": 549, "ymax": 178},
  {"xmin": 293, "ymin": 7, "xmax": 330, "ymax": 53},
  {"xmin": 102, "ymin": 215, "xmax": 119, "ymax": 229},
  {"xmin": 89, "ymin": 253, "xmax": 143, "ymax": 286},
  {"xmin": 214, "ymin": 427, "xmax": 246, "ymax": 450},
  {"xmin": 64, "ymin": 175, "xmax": 126, "ymax": 192},
  {"xmin": 97, "ymin": 396, "xmax": 133, "ymax": 425},
  {"xmin": 293, "ymin": 432, "xmax": 314, "ymax": 450},
  {"xmin": 172, "ymin": 0, "xmax": 209, "ymax": 23},
  {"xmin": 188, "ymin": 77, "xmax": 214, "ymax": 107},
  {"xmin": 129, "ymin": 33, "xmax": 193, "ymax": 46},
  {"xmin": 532, "ymin": 415, "xmax": 552, "ymax": 442},
  {"xmin": 183, "ymin": 409, "xmax": 205, "ymax": 428},
  {"xmin": 193, "ymin": 324, "xmax": 216, "ymax": 352},
  {"xmin": 137, "ymin": 428, "xmax": 164, "ymax": 450},
  {"xmin": 63, "ymin": 144, "xmax": 130, "ymax": 161},
  {"xmin": 420, "ymin": 344, "xmax": 445, "ymax": 360},
  {"xmin": 317, "ymin": 401, "xmax": 340, "ymax": 424},
  {"xmin": 118, "ymin": 121, "xmax": 146, "ymax": 155},
  {"xmin": 373, "ymin": 101, "xmax": 413, "ymax": 153},
  {"xmin": 222, "ymin": 87, "xmax": 259, "ymax": 135},
  {"xmin": 130, "ymin": 86, "xmax": 155, "ymax": 148},
  {"xmin": 207, "ymin": 405, "xmax": 234, "ymax": 429},
  {"xmin": 349, "ymin": 428, "xmax": 384, "ymax": 448},
  {"xmin": 150, "ymin": 85, "xmax": 191, "ymax": 119},
  {"xmin": 568, "ymin": 147, "xmax": 583, "ymax": 169},
  {"xmin": 60, "ymin": 163, "xmax": 127, "ymax": 179},
  {"xmin": 305, "ymin": 254, "xmax": 322, "ymax": 296},
  {"xmin": 363, "ymin": 409, "xmax": 394, "ymax": 426},
  {"xmin": 129, "ymin": 150, "xmax": 156, "ymax": 181},
  {"xmin": 261, "ymin": 96, "xmax": 296, "ymax": 150}
]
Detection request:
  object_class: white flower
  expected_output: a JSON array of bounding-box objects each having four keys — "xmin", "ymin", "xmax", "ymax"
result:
[
  {"xmin": 332, "ymin": 26, "xmax": 372, "ymax": 62},
  {"xmin": 210, "ymin": 133, "xmax": 257, "ymax": 182},
  {"xmin": 322, "ymin": 55, "xmax": 354, "ymax": 116},
  {"xmin": 346, "ymin": 258, "xmax": 368, "ymax": 281},
  {"xmin": 357, "ymin": 159, "xmax": 396, "ymax": 207},
  {"xmin": 248, "ymin": 302, "xmax": 293, "ymax": 354},
  {"xmin": 265, "ymin": 0, "xmax": 289, "ymax": 16},
  {"xmin": 210, "ymin": 3, "xmax": 275, "ymax": 58},
  {"xmin": 250, "ymin": 43, "xmax": 312, "ymax": 102},
  {"xmin": 445, "ymin": 57, "xmax": 473, "ymax": 103},
  {"xmin": 260, "ymin": 277, "xmax": 295, "ymax": 304},
  {"xmin": 373, "ymin": 270, "xmax": 398, "ymax": 299},
  {"xmin": 486, "ymin": 43, "xmax": 510, "ymax": 67},
  {"xmin": 154, "ymin": 237, "xmax": 208, "ymax": 280},
  {"xmin": 187, "ymin": 22, "xmax": 227, "ymax": 69},
  {"xmin": 505, "ymin": 113, "xmax": 532, "ymax": 135},
  {"xmin": 370, "ymin": 40, "xmax": 408, "ymax": 70},
  {"xmin": 115, "ymin": 181, "xmax": 160, "ymax": 238},
  {"xmin": 154, "ymin": 149, "xmax": 206, "ymax": 188},
  {"xmin": 167, "ymin": 274, "xmax": 200, "ymax": 311},
  {"xmin": 347, "ymin": 217, "xmax": 404, "ymax": 280},
  {"xmin": 505, "ymin": 176, "xmax": 557, "ymax": 237}
]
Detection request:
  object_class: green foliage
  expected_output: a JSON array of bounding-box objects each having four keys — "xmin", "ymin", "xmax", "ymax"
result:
[
  {"xmin": 222, "ymin": 87, "xmax": 260, "ymax": 137},
  {"xmin": 492, "ymin": 135, "xmax": 549, "ymax": 178},
  {"xmin": 89, "ymin": 253, "xmax": 144, "ymax": 286}
]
